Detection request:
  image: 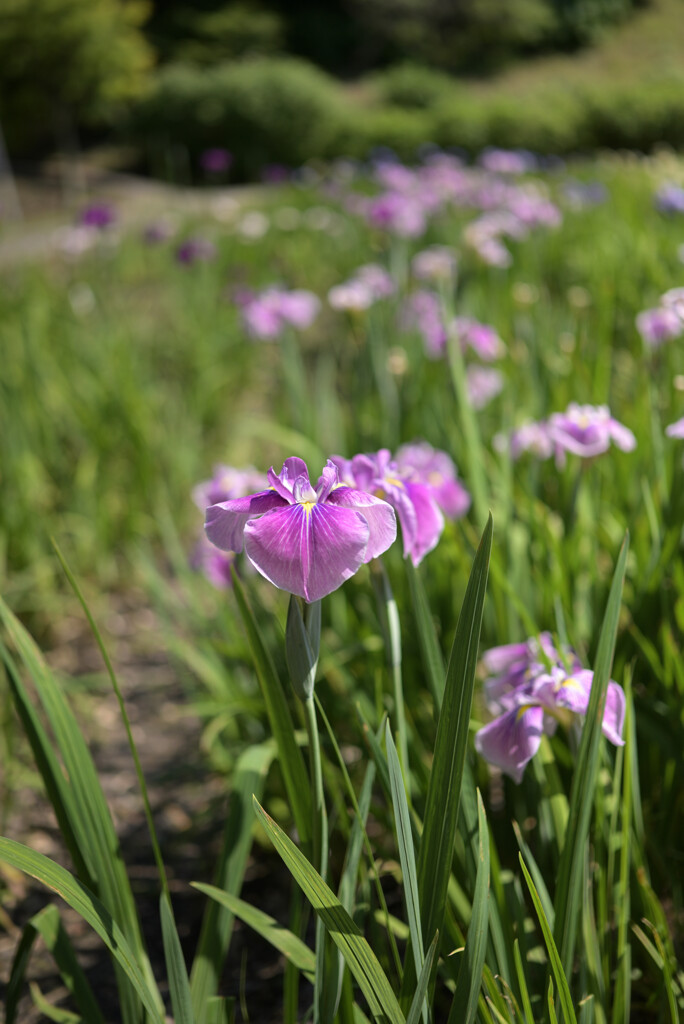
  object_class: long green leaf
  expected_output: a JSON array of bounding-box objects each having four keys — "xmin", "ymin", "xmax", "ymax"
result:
[
  {"xmin": 253, "ymin": 798, "xmax": 406, "ymax": 1024},
  {"xmin": 52, "ymin": 540, "xmax": 171, "ymax": 900},
  {"xmin": 0, "ymin": 838, "xmax": 165, "ymax": 1024},
  {"xmin": 405, "ymin": 558, "xmax": 446, "ymax": 710},
  {"xmin": 161, "ymin": 893, "xmax": 195, "ymax": 1024},
  {"xmin": 231, "ymin": 571, "xmax": 312, "ymax": 845},
  {"xmin": 0, "ymin": 596, "xmax": 162, "ymax": 1023},
  {"xmin": 6, "ymin": 905, "xmax": 105, "ymax": 1024},
  {"xmin": 193, "ymin": 883, "xmax": 315, "ymax": 980},
  {"xmin": 190, "ymin": 741, "xmax": 273, "ymax": 1021},
  {"xmin": 448, "ymin": 791, "xmax": 490, "ymax": 1024},
  {"xmin": 406, "ymin": 933, "xmax": 439, "ymax": 1024},
  {"xmin": 520, "ymin": 854, "xmax": 577, "ymax": 1024},
  {"xmin": 552, "ymin": 534, "xmax": 629, "ymax": 978},
  {"xmin": 416, "ymin": 514, "xmax": 492, "ymax": 952},
  {"xmin": 385, "ymin": 721, "xmax": 425, "ymax": 1019}
]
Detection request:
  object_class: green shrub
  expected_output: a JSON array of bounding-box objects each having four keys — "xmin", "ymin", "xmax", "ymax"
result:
[
  {"xmin": 129, "ymin": 58, "xmax": 347, "ymax": 179},
  {"xmin": 581, "ymin": 76, "xmax": 684, "ymax": 151},
  {"xmin": 367, "ymin": 63, "xmax": 458, "ymax": 109},
  {"xmin": 331, "ymin": 105, "xmax": 435, "ymax": 161}
]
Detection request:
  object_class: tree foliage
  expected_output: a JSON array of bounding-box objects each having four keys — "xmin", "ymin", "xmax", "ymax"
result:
[{"xmin": 0, "ymin": 0, "xmax": 153, "ymax": 152}]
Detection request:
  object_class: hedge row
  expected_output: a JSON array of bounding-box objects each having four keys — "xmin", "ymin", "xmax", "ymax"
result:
[{"xmin": 127, "ymin": 57, "xmax": 684, "ymax": 178}]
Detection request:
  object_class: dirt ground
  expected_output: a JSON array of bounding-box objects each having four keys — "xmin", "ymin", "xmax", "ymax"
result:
[{"xmin": 0, "ymin": 597, "xmax": 298, "ymax": 1023}]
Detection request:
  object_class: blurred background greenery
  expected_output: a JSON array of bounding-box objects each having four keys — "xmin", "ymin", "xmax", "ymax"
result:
[{"xmin": 2, "ymin": 0, "xmax": 684, "ymax": 176}]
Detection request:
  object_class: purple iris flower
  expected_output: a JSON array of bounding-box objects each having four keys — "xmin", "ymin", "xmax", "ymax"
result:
[
  {"xmin": 366, "ymin": 192, "xmax": 427, "ymax": 238},
  {"xmin": 176, "ymin": 238, "xmax": 217, "ymax": 265},
  {"xmin": 334, "ymin": 448, "xmax": 446, "ymax": 566},
  {"xmin": 451, "ymin": 317, "xmax": 506, "ymax": 362},
  {"xmin": 479, "ymin": 148, "xmax": 537, "ymax": 175},
  {"xmin": 80, "ymin": 203, "xmax": 116, "ymax": 229},
  {"xmin": 505, "ymin": 421, "xmax": 555, "ymax": 460},
  {"xmin": 547, "ymin": 404, "xmax": 636, "ymax": 467},
  {"xmin": 475, "ymin": 635, "xmax": 625, "ymax": 782},
  {"xmin": 666, "ymin": 417, "xmax": 684, "ymax": 439},
  {"xmin": 205, "ymin": 457, "xmax": 397, "ymax": 602},
  {"xmin": 191, "ymin": 465, "xmax": 268, "ymax": 589},
  {"xmin": 636, "ymin": 306, "xmax": 683, "ymax": 348},
  {"xmin": 237, "ymin": 287, "xmax": 320, "ymax": 339},
  {"xmin": 394, "ymin": 442, "xmax": 471, "ymax": 519},
  {"xmin": 466, "ymin": 366, "xmax": 504, "ymax": 409},
  {"xmin": 411, "ymin": 246, "xmax": 458, "ymax": 283},
  {"xmin": 661, "ymin": 287, "xmax": 684, "ymax": 321},
  {"xmin": 655, "ymin": 183, "xmax": 684, "ymax": 215},
  {"xmin": 200, "ymin": 148, "xmax": 233, "ymax": 174},
  {"xmin": 563, "ymin": 180, "xmax": 608, "ymax": 210},
  {"xmin": 400, "ymin": 291, "xmax": 447, "ymax": 357}
]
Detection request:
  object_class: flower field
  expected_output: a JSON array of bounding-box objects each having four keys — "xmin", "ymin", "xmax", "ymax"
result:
[{"xmin": 1, "ymin": 148, "xmax": 683, "ymax": 1021}]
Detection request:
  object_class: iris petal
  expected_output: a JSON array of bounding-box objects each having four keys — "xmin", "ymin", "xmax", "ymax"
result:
[
  {"xmin": 474, "ymin": 705, "xmax": 545, "ymax": 783},
  {"xmin": 205, "ymin": 490, "xmax": 287, "ymax": 553},
  {"xmin": 244, "ymin": 502, "xmax": 370, "ymax": 602},
  {"xmin": 325, "ymin": 487, "xmax": 397, "ymax": 561}
]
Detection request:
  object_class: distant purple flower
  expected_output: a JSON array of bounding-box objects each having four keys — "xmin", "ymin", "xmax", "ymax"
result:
[
  {"xmin": 205, "ymin": 457, "xmax": 397, "ymax": 602},
  {"xmin": 143, "ymin": 220, "xmax": 176, "ymax": 245},
  {"xmin": 466, "ymin": 366, "xmax": 504, "ymax": 409},
  {"xmin": 329, "ymin": 264, "xmax": 395, "ymax": 312},
  {"xmin": 655, "ymin": 183, "xmax": 684, "ymax": 215},
  {"xmin": 411, "ymin": 245, "xmax": 458, "ymax": 283},
  {"xmin": 666, "ymin": 416, "xmax": 684, "ymax": 439},
  {"xmin": 366, "ymin": 192, "xmax": 427, "ymax": 238},
  {"xmin": 191, "ymin": 465, "xmax": 268, "ymax": 589},
  {"xmin": 479, "ymin": 148, "xmax": 537, "ymax": 175},
  {"xmin": 475, "ymin": 634, "xmax": 625, "ymax": 782},
  {"xmin": 200, "ymin": 148, "xmax": 232, "ymax": 174},
  {"xmin": 355, "ymin": 263, "xmax": 396, "ymax": 300},
  {"xmin": 661, "ymin": 287, "xmax": 684, "ymax": 320},
  {"xmin": 176, "ymin": 238, "xmax": 217, "ymax": 265},
  {"xmin": 636, "ymin": 306, "xmax": 683, "ymax": 348},
  {"xmin": 328, "ymin": 281, "xmax": 374, "ymax": 312},
  {"xmin": 400, "ymin": 290, "xmax": 447, "ymax": 357},
  {"xmin": 395, "ymin": 442, "xmax": 471, "ymax": 519},
  {"xmin": 237, "ymin": 287, "xmax": 320, "ymax": 339},
  {"xmin": 80, "ymin": 203, "xmax": 116, "ymax": 229},
  {"xmin": 191, "ymin": 535, "xmax": 235, "ymax": 589},
  {"xmin": 335, "ymin": 448, "xmax": 445, "ymax": 566},
  {"xmin": 548, "ymin": 403, "xmax": 636, "ymax": 467},
  {"xmin": 193, "ymin": 464, "xmax": 269, "ymax": 512},
  {"xmin": 262, "ymin": 164, "xmax": 290, "ymax": 184},
  {"xmin": 451, "ymin": 317, "xmax": 506, "ymax": 362},
  {"xmin": 563, "ymin": 180, "xmax": 608, "ymax": 210},
  {"xmin": 506, "ymin": 422, "xmax": 555, "ymax": 460}
]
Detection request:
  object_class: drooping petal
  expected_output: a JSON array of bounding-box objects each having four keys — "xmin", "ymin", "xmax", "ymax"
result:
[
  {"xmin": 244, "ymin": 502, "xmax": 370, "ymax": 602},
  {"xmin": 602, "ymin": 682, "xmax": 626, "ymax": 746},
  {"xmin": 403, "ymin": 481, "xmax": 444, "ymax": 566},
  {"xmin": 474, "ymin": 704, "xmax": 545, "ymax": 782},
  {"xmin": 205, "ymin": 490, "xmax": 287, "ymax": 553},
  {"xmin": 379, "ymin": 478, "xmax": 419, "ymax": 560},
  {"xmin": 325, "ymin": 486, "xmax": 397, "ymax": 560}
]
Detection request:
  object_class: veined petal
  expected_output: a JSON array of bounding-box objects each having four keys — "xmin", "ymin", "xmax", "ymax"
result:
[
  {"xmin": 315, "ymin": 460, "xmax": 340, "ymax": 503},
  {"xmin": 474, "ymin": 704, "xmax": 545, "ymax": 783},
  {"xmin": 205, "ymin": 490, "xmax": 287, "ymax": 553},
  {"xmin": 602, "ymin": 682, "xmax": 626, "ymax": 746},
  {"xmin": 268, "ymin": 457, "xmax": 310, "ymax": 501},
  {"xmin": 244, "ymin": 502, "xmax": 370, "ymax": 602},
  {"xmin": 325, "ymin": 486, "xmax": 397, "ymax": 560},
  {"xmin": 380, "ymin": 478, "xmax": 419, "ymax": 560},
  {"xmin": 403, "ymin": 481, "xmax": 444, "ymax": 566}
]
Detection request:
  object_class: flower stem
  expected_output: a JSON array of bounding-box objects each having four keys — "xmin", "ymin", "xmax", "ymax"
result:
[
  {"xmin": 371, "ymin": 560, "xmax": 409, "ymax": 791},
  {"xmin": 304, "ymin": 694, "xmax": 328, "ymax": 1023}
]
